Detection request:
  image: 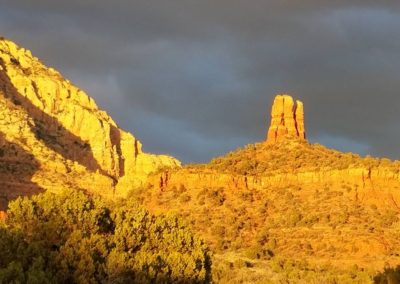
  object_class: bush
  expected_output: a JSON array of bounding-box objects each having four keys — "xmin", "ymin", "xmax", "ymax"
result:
[{"xmin": 0, "ymin": 189, "xmax": 212, "ymax": 283}]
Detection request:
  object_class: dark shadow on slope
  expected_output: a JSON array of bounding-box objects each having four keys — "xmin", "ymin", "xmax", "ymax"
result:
[
  {"xmin": 0, "ymin": 58, "xmax": 111, "ymax": 177},
  {"xmin": 0, "ymin": 131, "xmax": 43, "ymax": 210},
  {"xmin": 374, "ymin": 266, "xmax": 400, "ymax": 284}
]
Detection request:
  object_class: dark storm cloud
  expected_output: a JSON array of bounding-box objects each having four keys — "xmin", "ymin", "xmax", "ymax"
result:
[{"xmin": 1, "ymin": 1, "xmax": 400, "ymax": 162}]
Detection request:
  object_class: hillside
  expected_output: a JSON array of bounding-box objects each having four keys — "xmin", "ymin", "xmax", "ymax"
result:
[
  {"xmin": 0, "ymin": 38, "xmax": 180, "ymax": 210},
  {"xmin": 139, "ymin": 96, "xmax": 400, "ymax": 283}
]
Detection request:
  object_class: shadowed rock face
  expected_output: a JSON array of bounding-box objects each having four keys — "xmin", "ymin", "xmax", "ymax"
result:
[
  {"xmin": 266, "ymin": 94, "xmax": 306, "ymax": 143},
  {"xmin": 0, "ymin": 131, "xmax": 43, "ymax": 210},
  {"xmin": 0, "ymin": 37, "xmax": 181, "ymax": 205}
]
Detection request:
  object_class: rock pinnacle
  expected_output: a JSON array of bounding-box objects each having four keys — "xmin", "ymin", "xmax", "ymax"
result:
[{"xmin": 266, "ymin": 94, "xmax": 306, "ymax": 143}]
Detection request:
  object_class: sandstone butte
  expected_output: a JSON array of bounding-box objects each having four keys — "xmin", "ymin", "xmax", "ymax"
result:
[
  {"xmin": 149, "ymin": 94, "xmax": 400, "ymax": 210},
  {"xmin": 266, "ymin": 94, "xmax": 306, "ymax": 143},
  {"xmin": 141, "ymin": 94, "xmax": 400, "ymax": 273},
  {"xmin": 0, "ymin": 38, "xmax": 180, "ymax": 209}
]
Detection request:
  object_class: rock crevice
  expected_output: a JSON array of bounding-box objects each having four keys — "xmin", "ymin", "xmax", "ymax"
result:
[{"xmin": 266, "ymin": 94, "xmax": 306, "ymax": 143}]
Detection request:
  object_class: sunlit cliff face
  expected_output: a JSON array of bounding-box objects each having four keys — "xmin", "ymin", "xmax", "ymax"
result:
[
  {"xmin": 266, "ymin": 94, "xmax": 306, "ymax": 143},
  {"xmin": 0, "ymin": 38, "xmax": 181, "ymax": 210}
]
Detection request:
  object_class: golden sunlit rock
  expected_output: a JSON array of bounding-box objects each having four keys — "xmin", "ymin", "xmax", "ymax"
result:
[
  {"xmin": 0, "ymin": 38, "xmax": 180, "ymax": 208},
  {"xmin": 266, "ymin": 94, "xmax": 306, "ymax": 142}
]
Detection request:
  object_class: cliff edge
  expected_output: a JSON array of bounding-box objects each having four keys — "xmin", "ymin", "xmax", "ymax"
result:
[{"xmin": 0, "ymin": 38, "xmax": 180, "ymax": 208}]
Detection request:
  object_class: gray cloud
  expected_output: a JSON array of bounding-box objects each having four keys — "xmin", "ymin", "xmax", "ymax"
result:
[{"xmin": 1, "ymin": 1, "xmax": 400, "ymax": 162}]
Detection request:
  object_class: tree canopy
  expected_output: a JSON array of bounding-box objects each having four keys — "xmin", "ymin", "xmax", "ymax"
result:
[{"xmin": 0, "ymin": 189, "xmax": 211, "ymax": 283}]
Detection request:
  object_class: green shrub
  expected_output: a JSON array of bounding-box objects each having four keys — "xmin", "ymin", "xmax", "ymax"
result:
[{"xmin": 0, "ymin": 189, "xmax": 212, "ymax": 283}]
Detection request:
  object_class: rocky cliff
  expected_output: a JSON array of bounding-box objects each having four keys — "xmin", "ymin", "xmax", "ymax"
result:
[
  {"xmin": 140, "ymin": 95, "xmax": 400, "ymax": 273},
  {"xmin": 146, "ymin": 94, "xmax": 400, "ymax": 210},
  {"xmin": 266, "ymin": 94, "xmax": 306, "ymax": 142},
  {"xmin": 0, "ymin": 38, "xmax": 180, "ymax": 208}
]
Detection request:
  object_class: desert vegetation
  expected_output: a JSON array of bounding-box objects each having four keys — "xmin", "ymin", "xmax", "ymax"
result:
[
  {"xmin": 140, "ymin": 177, "xmax": 400, "ymax": 282},
  {"xmin": 0, "ymin": 189, "xmax": 211, "ymax": 283},
  {"xmin": 136, "ymin": 140, "xmax": 400, "ymax": 283},
  {"xmin": 188, "ymin": 140, "xmax": 400, "ymax": 176}
]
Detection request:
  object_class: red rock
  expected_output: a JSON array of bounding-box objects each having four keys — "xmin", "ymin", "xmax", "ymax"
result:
[
  {"xmin": 266, "ymin": 94, "xmax": 306, "ymax": 142},
  {"xmin": 0, "ymin": 211, "xmax": 6, "ymax": 221}
]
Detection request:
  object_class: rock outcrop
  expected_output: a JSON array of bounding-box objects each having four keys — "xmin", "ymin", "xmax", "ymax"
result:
[
  {"xmin": 0, "ymin": 37, "xmax": 180, "ymax": 208},
  {"xmin": 0, "ymin": 211, "xmax": 6, "ymax": 221},
  {"xmin": 266, "ymin": 94, "xmax": 306, "ymax": 143}
]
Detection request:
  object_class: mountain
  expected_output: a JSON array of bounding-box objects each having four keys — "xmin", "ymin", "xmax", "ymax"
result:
[
  {"xmin": 0, "ymin": 38, "xmax": 180, "ymax": 210},
  {"xmin": 1, "ymin": 38, "xmax": 400, "ymax": 283},
  {"xmin": 139, "ymin": 94, "xmax": 400, "ymax": 282}
]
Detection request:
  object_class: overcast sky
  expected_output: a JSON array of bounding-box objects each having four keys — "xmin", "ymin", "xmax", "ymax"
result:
[{"xmin": 1, "ymin": 1, "xmax": 400, "ymax": 163}]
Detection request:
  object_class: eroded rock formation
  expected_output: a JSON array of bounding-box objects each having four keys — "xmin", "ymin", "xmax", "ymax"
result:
[
  {"xmin": 0, "ymin": 38, "xmax": 180, "ymax": 208},
  {"xmin": 266, "ymin": 94, "xmax": 306, "ymax": 142}
]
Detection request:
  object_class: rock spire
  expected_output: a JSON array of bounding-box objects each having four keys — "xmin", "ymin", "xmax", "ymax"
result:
[{"xmin": 266, "ymin": 94, "xmax": 306, "ymax": 143}]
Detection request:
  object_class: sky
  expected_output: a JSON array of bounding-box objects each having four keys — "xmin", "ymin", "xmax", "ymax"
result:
[{"xmin": 1, "ymin": 1, "xmax": 400, "ymax": 163}]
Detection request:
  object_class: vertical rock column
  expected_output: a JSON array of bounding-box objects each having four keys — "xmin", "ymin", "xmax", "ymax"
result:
[
  {"xmin": 266, "ymin": 94, "xmax": 306, "ymax": 143},
  {"xmin": 295, "ymin": 100, "xmax": 306, "ymax": 140}
]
